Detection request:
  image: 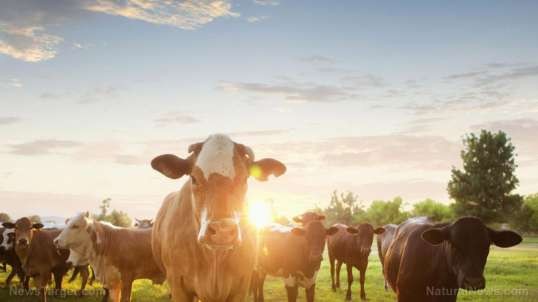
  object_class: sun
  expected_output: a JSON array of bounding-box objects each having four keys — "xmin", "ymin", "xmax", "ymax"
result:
[{"xmin": 248, "ymin": 200, "xmax": 272, "ymax": 229}]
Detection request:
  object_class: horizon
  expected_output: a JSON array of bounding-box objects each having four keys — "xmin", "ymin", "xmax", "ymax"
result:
[{"xmin": 2, "ymin": 0, "xmax": 538, "ymax": 220}]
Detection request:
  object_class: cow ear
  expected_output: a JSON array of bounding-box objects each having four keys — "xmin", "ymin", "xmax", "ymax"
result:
[
  {"xmin": 374, "ymin": 227, "xmax": 385, "ymax": 235},
  {"xmin": 326, "ymin": 227, "xmax": 339, "ymax": 236},
  {"xmin": 293, "ymin": 216, "xmax": 303, "ymax": 223},
  {"xmin": 151, "ymin": 154, "xmax": 191, "ymax": 179},
  {"xmin": 489, "ymin": 229, "xmax": 522, "ymax": 248},
  {"xmin": 291, "ymin": 228, "xmax": 306, "ymax": 236},
  {"xmin": 421, "ymin": 228, "xmax": 447, "ymax": 245},
  {"xmin": 2, "ymin": 222, "xmax": 15, "ymax": 229},
  {"xmin": 32, "ymin": 223, "xmax": 44, "ymax": 229},
  {"xmin": 250, "ymin": 159, "xmax": 286, "ymax": 181},
  {"xmin": 346, "ymin": 227, "xmax": 358, "ymax": 234}
]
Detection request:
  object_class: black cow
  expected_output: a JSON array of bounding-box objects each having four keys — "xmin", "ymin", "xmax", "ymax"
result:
[
  {"xmin": 252, "ymin": 212, "xmax": 338, "ymax": 302},
  {"xmin": 328, "ymin": 223, "xmax": 385, "ymax": 301},
  {"xmin": 0, "ymin": 227, "xmax": 28, "ymax": 288},
  {"xmin": 376, "ymin": 223, "xmax": 397, "ymax": 291},
  {"xmin": 384, "ymin": 216, "xmax": 522, "ymax": 302}
]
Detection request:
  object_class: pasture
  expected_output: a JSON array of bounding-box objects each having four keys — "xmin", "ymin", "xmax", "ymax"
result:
[{"xmin": 1, "ymin": 238, "xmax": 536, "ymax": 302}]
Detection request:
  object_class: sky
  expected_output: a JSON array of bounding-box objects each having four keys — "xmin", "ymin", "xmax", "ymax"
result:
[{"xmin": 1, "ymin": 0, "xmax": 538, "ymax": 221}]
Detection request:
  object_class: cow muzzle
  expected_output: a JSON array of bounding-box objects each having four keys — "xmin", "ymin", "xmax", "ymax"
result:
[
  {"xmin": 462, "ymin": 276, "xmax": 485, "ymax": 290},
  {"xmin": 18, "ymin": 238, "xmax": 29, "ymax": 247},
  {"xmin": 198, "ymin": 218, "xmax": 241, "ymax": 250}
]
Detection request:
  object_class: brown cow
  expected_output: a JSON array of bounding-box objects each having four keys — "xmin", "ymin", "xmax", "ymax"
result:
[
  {"xmin": 384, "ymin": 216, "xmax": 522, "ymax": 302},
  {"xmin": 375, "ymin": 223, "xmax": 397, "ymax": 291},
  {"xmin": 252, "ymin": 212, "xmax": 338, "ymax": 302},
  {"xmin": 3, "ymin": 218, "xmax": 70, "ymax": 302},
  {"xmin": 54, "ymin": 212, "xmax": 165, "ymax": 302},
  {"xmin": 151, "ymin": 134, "xmax": 286, "ymax": 302},
  {"xmin": 328, "ymin": 223, "xmax": 384, "ymax": 301},
  {"xmin": 0, "ymin": 227, "xmax": 28, "ymax": 288}
]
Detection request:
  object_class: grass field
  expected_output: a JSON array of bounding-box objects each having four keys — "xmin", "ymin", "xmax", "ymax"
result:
[{"xmin": 1, "ymin": 237, "xmax": 537, "ymax": 301}]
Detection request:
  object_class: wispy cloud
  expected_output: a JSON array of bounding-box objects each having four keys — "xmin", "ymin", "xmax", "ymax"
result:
[
  {"xmin": 0, "ymin": 116, "xmax": 22, "ymax": 125},
  {"xmin": 254, "ymin": 0, "xmax": 280, "ymax": 6},
  {"xmin": 154, "ymin": 112, "xmax": 200, "ymax": 126},
  {"xmin": 246, "ymin": 16, "xmax": 269, "ymax": 23},
  {"xmin": 86, "ymin": 0, "xmax": 239, "ymax": 30},
  {"xmin": 78, "ymin": 85, "xmax": 121, "ymax": 104},
  {"xmin": 9, "ymin": 139, "xmax": 82, "ymax": 156},
  {"xmin": 1, "ymin": 78, "xmax": 23, "ymax": 88},
  {"xmin": 299, "ymin": 55, "xmax": 335, "ymax": 65}
]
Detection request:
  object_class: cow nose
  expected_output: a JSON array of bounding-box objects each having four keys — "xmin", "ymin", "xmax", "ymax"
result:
[
  {"xmin": 201, "ymin": 219, "xmax": 240, "ymax": 248},
  {"xmin": 18, "ymin": 239, "xmax": 28, "ymax": 246}
]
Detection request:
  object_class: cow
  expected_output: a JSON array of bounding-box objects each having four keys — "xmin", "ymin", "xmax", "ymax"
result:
[
  {"xmin": 327, "ymin": 223, "xmax": 385, "ymax": 301},
  {"xmin": 54, "ymin": 212, "xmax": 165, "ymax": 302},
  {"xmin": 252, "ymin": 212, "xmax": 338, "ymax": 302},
  {"xmin": 151, "ymin": 134, "xmax": 286, "ymax": 302},
  {"xmin": 384, "ymin": 216, "xmax": 522, "ymax": 302},
  {"xmin": 134, "ymin": 219, "xmax": 153, "ymax": 229},
  {"xmin": 66, "ymin": 248, "xmax": 96, "ymax": 296},
  {"xmin": 3, "ymin": 218, "xmax": 70, "ymax": 302},
  {"xmin": 376, "ymin": 223, "xmax": 397, "ymax": 291},
  {"xmin": 0, "ymin": 227, "xmax": 28, "ymax": 288}
]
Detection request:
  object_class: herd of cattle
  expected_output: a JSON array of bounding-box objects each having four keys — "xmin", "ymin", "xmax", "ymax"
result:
[{"xmin": 0, "ymin": 134, "xmax": 524, "ymax": 302}]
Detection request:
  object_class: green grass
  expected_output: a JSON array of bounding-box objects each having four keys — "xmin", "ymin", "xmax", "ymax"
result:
[{"xmin": 1, "ymin": 239, "xmax": 537, "ymax": 301}]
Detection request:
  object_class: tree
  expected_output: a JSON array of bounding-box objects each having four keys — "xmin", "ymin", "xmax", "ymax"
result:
[
  {"xmin": 0, "ymin": 213, "xmax": 11, "ymax": 223},
  {"xmin": 321, "ymin": 191, "xmax": 364, "ymax": 226},
  {"xmin": 511, "ymin": 194, "xmax": 538, "ymax": 233},
  {"xmin": 94, "ymin": 198, "xmax": 132, "ymax": 227},
  {"xmin": 361, "ymin": 197, "xmax": 409, "ymax": 226},
  {"xmin": 448, "ymin": 130, "xmax": 522, "ymax": 223},
  {"xmin": 412, "ymin": 199, "xmax": 453, "ymax": 222}
]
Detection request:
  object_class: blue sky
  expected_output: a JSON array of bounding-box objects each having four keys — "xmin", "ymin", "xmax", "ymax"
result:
[{"xmin": 1, "ymin": 0, "xmax": 538, "ymax": 220}]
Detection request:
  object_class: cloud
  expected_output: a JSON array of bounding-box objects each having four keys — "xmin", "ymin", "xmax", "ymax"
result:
[
  {"xmin": 218, "ymin": 81, "xmax": 352, "ymax": 103},
  {"xmin": 0, "ymin": 116, "xmax": 22, "ymax": 125},
  {"xmin": 86, "ymin": 0, "xmax": 238, "ymax": 30},
  {"xmin": 78, "ymin": 86, "xmax": 121, "ymax": 104},
  {"xmin": 154, "ymin": 112, "xmax": 200, "ymax": 126},
  {"xmin": 254, "ymin": 0, "xmax": 280, "ymax": 6},
  {"xmin": 1, "ymin": 78, "xmax": 23, "ymax": 88},
  {"xmin": 9, "ymin": 139, "xmax": 82, "ymax": 156},
  {"xmin": 299, "ymin": 55, "xmax": 335, "ymax": 65},
  {"xmin": 246, "ymin": 16, "xmax": 268, "ymax": 23},
  {"xmin": 0, "ymin": 0, "xmax": 239, "ymax": 62}
]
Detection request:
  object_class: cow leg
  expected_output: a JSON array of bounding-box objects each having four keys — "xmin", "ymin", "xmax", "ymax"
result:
[
  {"xmin": 253, "ymin": 272, "xmax": 266, "ymax": 302},
  {"xmin": 89, "ymin": 266, "xmax": 96, "ymax": 286},
  {"xmin": 5, "ymin": 269, "xmax": 16, "ymax": 287},
  {"xmin": 79, "ymin": 266, "xmax": 89, "ymax": 296},
  {"xmin": 53, "ymin": 269, "xmax": 64, "ymax": 290},
  {"xmin": 329, "ymin": 254, "xmax": 336, "ymax": 291},
  {"xmin": 345, "ymin": 263, "xmax": 353, "ymax": 302},
  {"xmin": 120, "ymin": 279, "xmax": 133, "ymax": 302},
  {"xmin": 305, "ymin": 284, "xmax": 315, "ymax": 302},
  {"xmin": 336, "ymin": 260, "xmax": 343, "ymax": 289},
  {"xmin": 109, "ymin": 284, "xmax": 122, "ymax": 302},
  {"xmin": 359, "ymin": 268, "xmax": 366, "ymax": 300},
  {"xmin": 38, "ymin": 274, "xmax": 51, "ymax": 302},
  {"xmin": 102, "ymin": 288, "xmax": 110, "ymax": 302},
  {"xmin": 284, "ymin": 275, "xmax": 298, "ymax": 302},
  {"xmin": 69, "ymin": 266, "xmax": 80, "ymax": 283}
]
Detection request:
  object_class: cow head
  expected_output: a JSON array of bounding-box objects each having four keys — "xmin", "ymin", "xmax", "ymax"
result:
[
  {"xmin": 291, "ymin": 212, "xmax": 338, "ymax": 273},
  {"xmin": 134, "ymin": 218, "xmax": 154, "ymax": 229},
  {"xmin": 421, "ymin": 216, "xmax": 521, "ymax": 290},
  {"xmin": 2, "ymin": 217, "xmax": 43, "ymax": 249},
  {"xmin": 152, "ymin": 134, "xmax": 286, "ymax": 250},
  {"xmin": 54, "ymin": 212, "xmax": 93, "ymax": 251},
  {"xmin": 0, "ymin": 228, "xmax": 16, "ymax": 254},
  {"xmin": 346, "ymin": 223, "xmax": 385, "ymax": 254}
]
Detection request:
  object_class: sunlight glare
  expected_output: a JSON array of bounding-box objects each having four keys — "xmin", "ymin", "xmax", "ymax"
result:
[{"xmin": 248, "ymin": 200, "xmax": 272, "ymax": 229}]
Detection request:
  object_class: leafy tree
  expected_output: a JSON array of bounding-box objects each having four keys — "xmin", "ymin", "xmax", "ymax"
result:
[
  {"xmin": 361, "ymin": 197, "xmax": 409, "ymax": 226},
  {"xmin": 0, "ymin": 213, "xmax": 11, "ymax": 223},
  {"xmin": 412, "ymin": 199, "xmax": 453, "ymax": 222},
  {"xmin": 511, "ymin": 194, "xmax": 538, "ymax": 233},
  {"xmin": 321, "ymin": 191, "xmax": 364, "ymax": 225},
  {"xmin": 448, "ymin": 130, "xmax": 522, "ymax": 223},
  {"xmin": 94, "ymin": 198, "xmax": 132, "ymax": 227}
]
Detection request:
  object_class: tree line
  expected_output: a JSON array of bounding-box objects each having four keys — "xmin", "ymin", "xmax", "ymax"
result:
[{"xmin": 315, "ymin": 130, "xmax": 538, "ymax": 234}]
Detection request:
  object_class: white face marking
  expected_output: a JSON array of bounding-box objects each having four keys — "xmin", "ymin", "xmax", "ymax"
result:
[
  {"xmin": 1, "ymin": 229, "xmax": 14, "ymax": 250},
  {"xmin": 197, "ymin": 208, "xmax": 209, "ymax": 242},
  {"xmin": 55, "ymin": 212, "xmax": 90, "ymax": 249},
  {"xmin": 195, "ymin": 134, "xmax": 236, "ymax": 180}
]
